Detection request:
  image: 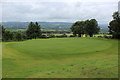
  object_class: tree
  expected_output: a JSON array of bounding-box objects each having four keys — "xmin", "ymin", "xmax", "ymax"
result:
[
  {"xmin": 71, "ymin": 21, "xmax": 85, "ymax": 37},
  {"xmin": 0, "ymin": 25, "xmax": 5, "ymax": 34},
  {"xmin": 108, "ymin": 11, "xmax": 120, "ymax": 39},
  {"xmin": 71, "ymin": 19, "xmax": 99, "ymax": 37},
  {"xmin": 26, "ymin": 22, "xmax": 41, "ymax": 39},
  {"xmin": 34, "ymin": 22, "xmax": 41, "ymax": 38},
  {"xmin": 1, "ymin": 25, "xmax": 13, "ymax": 41},
  {"xmin": 71, "ymin": 25, "xmax": 78, "ymax": 36},
  {"xmin": 112, "ymin": 11, "xmax": 120, "ymax": 21},
  {"xmin": 1, "ymin": 25, "xmax": 27, "ymax": 41},
  {"xmin": 85, "ymin": 19, "xmax": 100, "ymax": 37},
  {"xmin": 26, "ymin": 22, "xmax": 34, "ymax": 39},
  {"xmin": 2, "ymin": 30, "xmax": 13, "ymax": 41},
  {"xmin": 13, "ymin": 32, "xmax": 23, "ymax": 41},
  {"xmin": 0, "ymin": 25, "xmax": 4, "ymax": 39}
]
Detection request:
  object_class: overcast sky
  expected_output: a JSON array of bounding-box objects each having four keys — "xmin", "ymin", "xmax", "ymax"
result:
[{"xmin": 0, "ymin": 0, "xmax": 119, "ymax": 24}]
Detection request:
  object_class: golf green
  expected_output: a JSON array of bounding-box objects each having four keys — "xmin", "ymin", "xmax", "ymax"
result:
[{"xmin": 2, "ymin": 38, "xmax": 118, "ymax": 78}]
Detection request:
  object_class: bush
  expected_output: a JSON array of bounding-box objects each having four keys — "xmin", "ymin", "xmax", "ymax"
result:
[
  {"xmin": 13, "ymin": 32, "xmax": 27, "ymax": 41},
  {"xmin": 103, "ymin": 35, "xmax": 112, "ymax": 39},
  {"xmin": 22, "ymin": 34, "xmax": 27, "ymax": 40},
  {"xmin": 97, "ymin": 36, "xmax": 103, "ymax": 38},
  {"xmin": 47, "ymin": 34, "xmax": 55, "ymax": 38},
  {"xmin": 69, "ymin": 35, "xmax": 76, "ymax": 37},
  {"xmin": 40, "ymin": 35, "xmax": 49, "ymax": 39},
  {"xmin": 2, "ymin": 30, "xmax": 14, "ymax": 41},
  {"xmin": 56, "ymin": 34, "xmax": 67, "ymax": 38},
  {"xmin": 97, "ymin": 35, "xmax": 112, "ymax": 39}
]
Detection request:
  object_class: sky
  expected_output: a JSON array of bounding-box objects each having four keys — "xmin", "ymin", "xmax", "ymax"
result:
[{"xmin": 0, "ymin": 0, "xmax": 119, "ymax": 24}]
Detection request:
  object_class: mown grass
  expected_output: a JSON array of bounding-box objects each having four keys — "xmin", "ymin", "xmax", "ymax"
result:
[{"xmin": 2, "ymin": 37, "xmax": 118, "ymax": 78}]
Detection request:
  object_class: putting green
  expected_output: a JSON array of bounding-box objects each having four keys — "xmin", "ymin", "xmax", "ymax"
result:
[{"xmin": 2, "ymin": 38, "xmax": 118, "ymax": 78}]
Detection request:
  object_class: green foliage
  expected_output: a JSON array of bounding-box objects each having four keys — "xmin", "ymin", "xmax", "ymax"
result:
[
  {"xmin": 1, "ymin": 26, "xmax": 13, "ymax": 41},
  {"xmin": 13, "ymin": 32, "xmax": 23, "ymax": 41},
  {"xmin": 85, "ymin": 19, "xmax": 100, "ymax": 37},
  {"xmin": 108, "ymin": 11, "xmax": 120, "ymax": 39},
  {"xmin": 1, "ymin": 25, "xmax": 27, "ymax": 42},
  {"xmin": 71, "ymin": 19, "xmax": 100, "ymax": 37},
  {"xmin": 2, "ymin": 22, "xmax": 42, "ymax": 42},
  {"xmin": 0, "ymin": 25, "xmax": 5, "ymax": 34},
  {"xmin": 0, "ymin": 25, "xmax": 3, "ymax": 39},
  {"xmin": 40, "ymin": 35, "xmax": 48, "ymax": 38},
  {"xmin": 112, "ymin": 11, "xmax": 120, "ymax": 20},
  {"xmin": 26, "ymin": 22, "xmax": 41, "ymax": 39},
  {"xmin": 2, "ymin": 30, "xmax": 13, "ymax": 41},
  {"xmin": 69, "ymin": 35, "xmax": 76, "ymax": 37},
  {"xmin": 47, "ymin": 34, "xmax": 55, "ymax": 38},
  {"xmin": 71, "ymin": 21, "xmax": 85, "ymax": 37},
  {"xmin": 13, "ymin": 32, "xmax": 27, "ymax": 41},
  {"xmin": 1, "ymin": 22, "xmax": 42, "ymax": 42},
  {"xmin": 56, "ymin": 34, "xmax": 67, "ymax": 38}
]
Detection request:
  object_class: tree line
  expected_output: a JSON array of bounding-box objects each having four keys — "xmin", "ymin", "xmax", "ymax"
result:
[
  {"xmin": 0, "ymin": 11, "xmax": 120, "ymax": 42},
  {"xmin": 1, "ymin": 22, "xmax": 42, "ymax": 41},
  {"xmin": 71, "ymin": 19, "xmax": 100, "ymax": 37},
  {"xmin": 71, "ymin": 11, "xmax": 120, "ymax": 39}
]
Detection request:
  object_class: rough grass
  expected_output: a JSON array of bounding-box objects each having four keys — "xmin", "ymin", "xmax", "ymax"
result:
[
  {"xmin": 0, "ymin": 42, "xmax": 2, "ymax": 79},
  {"xmin": 2, "ymin": 38, "xmax": 118, "ymax": 78}
]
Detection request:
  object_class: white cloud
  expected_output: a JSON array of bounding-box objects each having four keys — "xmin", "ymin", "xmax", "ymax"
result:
[
  {"xmin": 1, "ymin": 0, "xmax": 119, "ymax": 2},
  {"xmin": 1, "ymin": 0, "xmax": 119, "ymax": 24}
]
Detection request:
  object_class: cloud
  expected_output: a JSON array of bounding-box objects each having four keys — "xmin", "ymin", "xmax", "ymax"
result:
[
  {"xmin": 1, "ymin": 0, "xmax": 119, "ymax": 24},
  {"xmin": 1, "ymin": 0, "xmax": 119, "ymax": 2}
]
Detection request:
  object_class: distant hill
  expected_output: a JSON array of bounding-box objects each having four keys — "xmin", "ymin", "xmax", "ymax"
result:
[
  {"xmin": 0, "ymin": 22, "xmax": 109, "ymax": 31},
  {"xmin": 0, "ymin": 22, "xmax": 73, "ymax": 30},
  {"xmin": 99, "ymin": 24, "xmax": 109, "ymax": 30}
]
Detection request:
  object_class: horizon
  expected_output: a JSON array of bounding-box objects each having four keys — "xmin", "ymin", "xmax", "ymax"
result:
[{"xmin": 0, "ymin": 21, "xmax": 109, "ymax": 24}]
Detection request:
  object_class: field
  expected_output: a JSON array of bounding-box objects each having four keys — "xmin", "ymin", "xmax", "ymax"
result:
[{"xmin": 2, "ymin": 38, "xmax": 118, "ymax": 78}]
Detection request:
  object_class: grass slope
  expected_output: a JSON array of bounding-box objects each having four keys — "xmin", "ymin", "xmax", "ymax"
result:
[{"xmin": 2, "ymin": 38, "xmax": 118, "ymax": 78}]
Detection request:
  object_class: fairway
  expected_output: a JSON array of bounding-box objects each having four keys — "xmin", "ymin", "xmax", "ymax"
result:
[{"xmin": 2, "ymin": 38, "xmax": 118, "ymax": 78}]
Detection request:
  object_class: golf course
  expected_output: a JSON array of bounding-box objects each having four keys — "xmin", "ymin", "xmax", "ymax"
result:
[{"xmin": 2, "ymin": 37, "xmax": 118, "ymax": 78}]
